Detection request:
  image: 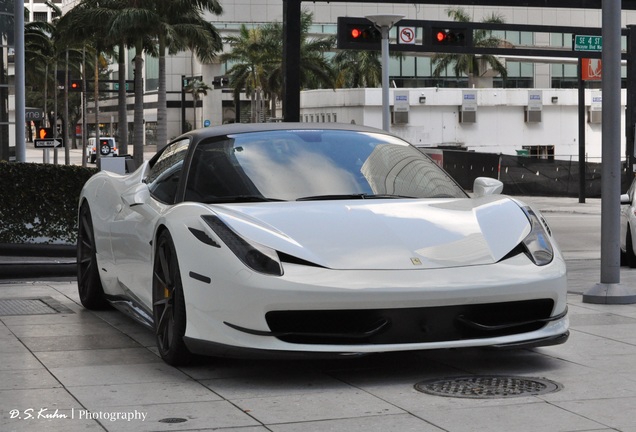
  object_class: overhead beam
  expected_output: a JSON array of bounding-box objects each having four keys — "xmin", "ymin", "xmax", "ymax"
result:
[{"xmin": 284, "ymin": 0, "xmax": 636, "ymax": 8}]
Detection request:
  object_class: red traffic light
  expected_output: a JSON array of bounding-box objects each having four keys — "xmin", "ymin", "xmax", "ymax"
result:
[
  {"xmin": 69, "ymin": 80, "xmax": 82, "ymax": 91},
  {"xmin": 345, "ymin": 24, "xmax": 381, "ymax": 44},
  {"xmin": 337, "ymin": 18, "xmax": 382, "ymax": 50},
  {"xmin": 431, "ymin": 28, "xmax": 467, "ymax": 46}
]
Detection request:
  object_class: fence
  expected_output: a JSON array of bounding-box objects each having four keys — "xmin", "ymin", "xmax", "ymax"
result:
[{"xmin": 422, "ymin": 148, "xmax": 631, "ymax": 198}]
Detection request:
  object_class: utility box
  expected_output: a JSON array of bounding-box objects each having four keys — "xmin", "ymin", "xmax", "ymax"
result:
[
  {"xmin": 525, "ymin": 90, "xmax": 543, "ymax": 123},
  {"xmin": 460, "ymin": 90, "xmax": 477, "ymax": 124},
  {"xmin": 589, "ymin": 90, "xmax": 602, "ymax": 124}
]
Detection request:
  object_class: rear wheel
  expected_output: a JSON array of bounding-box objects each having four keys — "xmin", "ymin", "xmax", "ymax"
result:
[
  {"xmin": 153, "ymin": 230, "xmax": 192, "ymax": 366},
  {"xmin": 100, "ymin": 143, "xmax": 111, "ymax": 155},
  {"xmin": 77, "ymin": 203, "xmax": 109, "ymax": 309}
]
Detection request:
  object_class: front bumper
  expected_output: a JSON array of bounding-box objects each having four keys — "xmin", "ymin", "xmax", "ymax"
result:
[{"xmin": 181, "ymin": 252, "xmax": 569, "ymax": 357}]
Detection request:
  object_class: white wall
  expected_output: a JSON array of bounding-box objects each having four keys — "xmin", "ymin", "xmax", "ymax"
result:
[{"xmin": 300, "ymin": 87, "xmax": 622, "ymax": 161}]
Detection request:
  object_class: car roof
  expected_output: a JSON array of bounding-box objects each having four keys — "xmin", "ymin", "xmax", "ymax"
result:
[{"xmin": 180, "ymin": 122, "xmax": 397, "ymax": 142}]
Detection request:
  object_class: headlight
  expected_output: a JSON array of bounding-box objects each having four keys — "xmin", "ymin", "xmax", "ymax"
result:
[
  {"xmin": 201, "ymin": 215, "xmax": 283, "ymax": 276},
  {"xmin": 520, "ymin": 206, "xmax": 553, "ymax": 266}
]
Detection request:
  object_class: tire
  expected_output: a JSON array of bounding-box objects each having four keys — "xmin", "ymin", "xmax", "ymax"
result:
[
  {"xmin": 153, "ymin": 230, "xmax": 192, "ymax": 366},
  {"xmin": 626, "ymin": 226, "xmax": 636, "ymax": 268},
  {"xmin": 100, "ymin": 144, "xmax": 111, "ymax": 155},
  {"xmin": 77, "ymin": 203, "xmax": 109, "ymax": 309}
]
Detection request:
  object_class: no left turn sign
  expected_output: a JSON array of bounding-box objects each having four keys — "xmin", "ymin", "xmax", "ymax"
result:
[{"xmin": 399, "ymin": 27, "xmax": 416, "ymax": 44}]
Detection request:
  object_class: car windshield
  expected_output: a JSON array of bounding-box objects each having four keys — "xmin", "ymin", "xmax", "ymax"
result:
[{"xmin": 184, "ymin": 129, "xmax": 467, "ymax": 203}]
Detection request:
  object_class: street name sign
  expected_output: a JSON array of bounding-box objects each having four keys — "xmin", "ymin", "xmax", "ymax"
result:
[{"xmin": 573, "ymin": 35, "xmax": 602, "ymax": 52}]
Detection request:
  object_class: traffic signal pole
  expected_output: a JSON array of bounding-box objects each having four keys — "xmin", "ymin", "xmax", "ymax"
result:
[
  {"xmin": 365, "ymin": 15, "xmax": 404, "ymax": 132},
  {"xmin": 583, "ymin": 0, "xmax": 636, "ymax": 304},
  {"xmin": 14, "ymin": 0, "xmax": 25, "ymax": 163}
]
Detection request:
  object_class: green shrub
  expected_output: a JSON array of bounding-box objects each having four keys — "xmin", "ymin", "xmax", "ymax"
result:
[{"xmin": 0, "ymin": 162, "xmax": 98, "ymax": 244}]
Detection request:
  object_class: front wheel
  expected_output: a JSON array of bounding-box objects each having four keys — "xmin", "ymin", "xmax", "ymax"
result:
[
  {"xmin": 153, "ymin": 230, "xmax": 192, "ymax": 366},
  {"xmin": 77, "ymin": 203, "xmax": 109, "ymax": 309}
]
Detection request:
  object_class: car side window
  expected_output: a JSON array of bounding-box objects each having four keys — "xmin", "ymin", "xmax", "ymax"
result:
[{"xmin": 146, "ymin": 139, "xmax": 190, "ymax": 204}]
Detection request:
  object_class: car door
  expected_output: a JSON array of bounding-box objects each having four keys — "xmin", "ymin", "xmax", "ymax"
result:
[{"xmin": 109, "ymin": 138, "xmax": 190, "ymax": 310}]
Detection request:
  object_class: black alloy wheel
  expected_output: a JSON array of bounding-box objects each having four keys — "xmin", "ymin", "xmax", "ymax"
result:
[
  {"xmin": 77, "ymin": 203, "xmax": 109, "ymax": 309},
  {"xmin": 153, "ymin": 230, "xmax": 192, "ymax": 366}
]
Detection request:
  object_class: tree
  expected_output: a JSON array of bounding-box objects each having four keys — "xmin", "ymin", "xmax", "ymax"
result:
[
  {"xmin": 221, "ymin": 25, "xmax": 270, "ymax": 122},
  {"xmin": 222, "ymin": 11, "xmax": 334, "ymax": 122},
  {"xmin": 56, "ymin": 0, "xmax": 121, "ymax": 165},
  {"xmin": 431, "ymin": 7, "xmax": 508, "ymax": 88},
  {"xmin": 184, "ymin": 78, "xmax": 211, "ymax": 129},
  {"xmin": 58, "ymin": 0, "xmax": 223, "ymax": 162},
  {"xmin": 26, "ymin": 2, "xmax": 88, "ymax": 164},
  {"xmin": 153, "ymin": 0, "xmax": 223, "ymax": 149},
  {"xmin": 332, "ymin": 49, "xmax": 382, "ymax": 88}
]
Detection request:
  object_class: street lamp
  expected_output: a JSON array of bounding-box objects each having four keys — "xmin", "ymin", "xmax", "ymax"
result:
[{"xmin": 365, "ymin": 14, "xmax": 404, "ymax": 132}]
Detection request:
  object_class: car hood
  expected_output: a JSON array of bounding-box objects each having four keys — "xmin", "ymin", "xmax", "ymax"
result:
[{"xmin": 209, "ymin": 196, "xmax": 532, "ymax": 270}]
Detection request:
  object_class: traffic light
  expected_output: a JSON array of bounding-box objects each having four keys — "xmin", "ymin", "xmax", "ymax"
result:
[
  {"xmin": 37, "ymin": 127, "xmax": 53, "ymax": 140},
  {"xmin": 337, "ymin": 18, "xmax": 381, "ymax": 50},
  {"xmin": 347, "ymin": 24, "xmax": 381, "ymax": 43},
  {"xmin": 69, "ymin": 79, "xmax": 82, "ymax": 92},
  {"xmin": 431, "ymin": 27, "xmax": 469, "ymax": 46},
  {"xmin": 212, "ymin": 76, "xmax": 229, "ymax": 89}
]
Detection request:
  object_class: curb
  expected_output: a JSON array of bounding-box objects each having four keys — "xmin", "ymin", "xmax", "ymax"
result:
[{"xmin": 0, "ymin": 243, "xmax": 76, "ymax": 279}]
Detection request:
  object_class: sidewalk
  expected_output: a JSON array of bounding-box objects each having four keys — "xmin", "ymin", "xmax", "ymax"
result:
[{"xmin": 2, "ymin": 260, "xmax": 636, "ymax": 431}]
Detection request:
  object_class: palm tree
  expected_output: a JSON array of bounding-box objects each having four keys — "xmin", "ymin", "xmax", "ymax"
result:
[
  {"xmin": 56, "ymin": 0, "xmax": 121, "ymax": 164},
  {"xmin": 261, "ymin": 14, "xmax": 335, "ymax": 96},
  {"xmin": 26, "ymin": 2, "xmax": 88, "ymax": 164},
  {"xmin": 431, "ymin": 7, "xmax": 508, "ymax": 88},
  {"xmin": 222, "ymin": 11, "xmax": 334, "ymax": 122},
  {"xmin": 221, "ymin": 25, "xmax": 270, "ymax": 122},
  {"xmin": 59, "ymin": 0, "xmax": 223, "ymax": 161},
  {"xmin": 184, "ymin": 78, "xmax": 211, "ymax": 129},
  {"xmin": 106, "ymin": 4, "xmax": 159, "ymax": 167},
  {"xmin": 332, "ymin": 49, "xmax": 382, "ymax": 88},
  {"xmin": 154, "ymin": 0, "xmax": 223, "ymax": 149}
]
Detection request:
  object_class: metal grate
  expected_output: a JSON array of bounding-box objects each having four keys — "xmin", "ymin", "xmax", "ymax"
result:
[
  {"xmin": 158, "ymin": 418, "xmax": 188, "ymax": 424},
  {"xmin": 0, "ymin": 297, "xmax": 74, "ymax": 316},
  {"xmin": 414, "ymin": 375, "xmax": 561, "ymax": 399}
]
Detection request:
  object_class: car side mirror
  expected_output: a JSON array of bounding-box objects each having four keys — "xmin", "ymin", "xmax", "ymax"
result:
[
  {"xmin": 473, "ymin": 177, "xmax": 504, "ymax": 198},
  {"xmin": 121, "ymin": 183, "xmax": 150, "ymax": 208},
  {"xmin": 621, "ymin": 193, "xmax": 631, "ymax": 205}
]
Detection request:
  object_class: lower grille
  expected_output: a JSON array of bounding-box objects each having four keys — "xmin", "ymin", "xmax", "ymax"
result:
[{"xmin": 265, "ymin": 299, "xmax": 555, "ymax": 345}]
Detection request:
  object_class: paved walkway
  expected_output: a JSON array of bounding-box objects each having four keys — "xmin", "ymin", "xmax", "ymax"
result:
[{"xmin": 4, "ymin": 196, "xmax": 636, "ymax": 431}]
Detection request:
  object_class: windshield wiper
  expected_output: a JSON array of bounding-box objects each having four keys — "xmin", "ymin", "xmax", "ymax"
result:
[
  {"xmin": 296, "ymin": 194, "xmax": 414, "ymax": 201},
  {"xmin": 204, "ymin": 195, "xmax": 285, "ymax": 203}
]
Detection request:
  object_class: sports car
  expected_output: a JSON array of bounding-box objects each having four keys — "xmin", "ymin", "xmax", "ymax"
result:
[{"xmin": 77, "ymin": 123, "xmax": 569, "ymax": 366}]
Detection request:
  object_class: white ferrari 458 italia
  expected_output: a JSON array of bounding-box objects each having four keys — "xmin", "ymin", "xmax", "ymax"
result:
[{"xmin": 77, "ymin": 123, "xmax": 569, "ymax": 365}]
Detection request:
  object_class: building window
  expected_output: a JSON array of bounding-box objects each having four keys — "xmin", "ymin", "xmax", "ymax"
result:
[
  {"xmin": 522, "ymin": 145, "xmax": 555, "ymax": 160},
  {"xmin": 33, "ymin": 12, "xmax": 48, "ymax": 22}
]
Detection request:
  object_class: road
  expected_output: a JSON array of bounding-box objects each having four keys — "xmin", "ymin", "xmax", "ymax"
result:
[{"xmin": 543, "ymin": 213, "xmax": 601, "ymax": 260}]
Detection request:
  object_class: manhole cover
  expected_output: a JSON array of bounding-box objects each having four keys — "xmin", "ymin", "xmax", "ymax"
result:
[
  {"xmin": 158, "ymin": 418, "xmax": 188, "ymax": 424},
  {"xmin": 414, "ymin": 375, "xmax": 561, "ymax": 399},
  {"xmin": 0, "ymin": 297, "xmax": 74, "ymax": 316}
]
